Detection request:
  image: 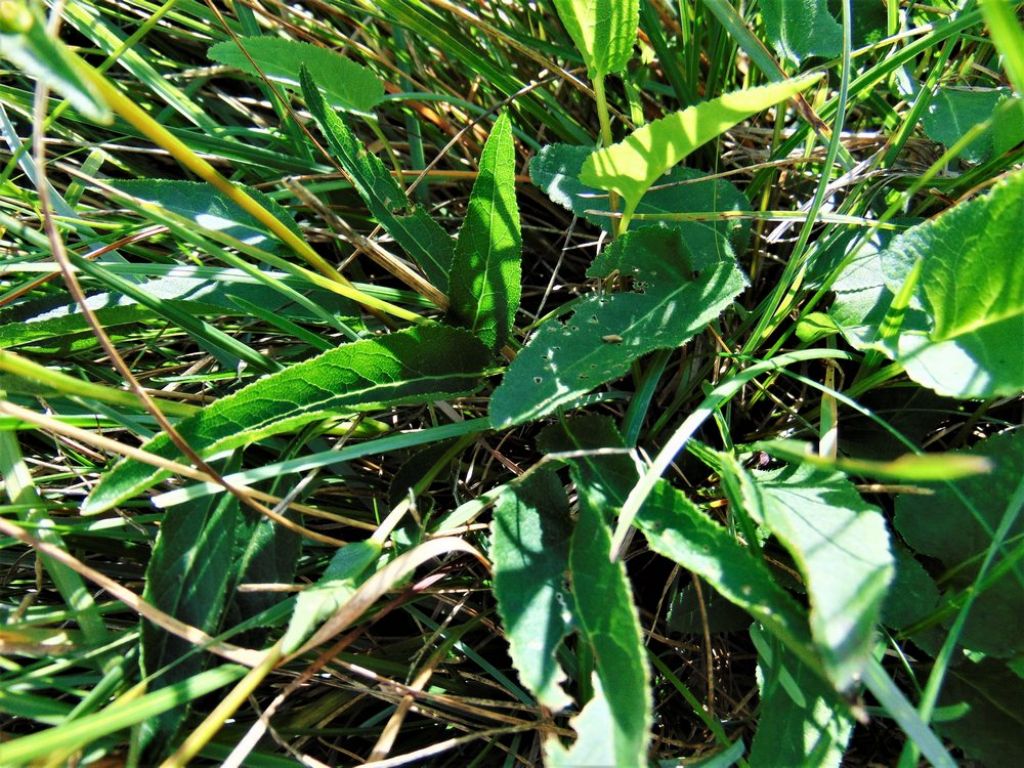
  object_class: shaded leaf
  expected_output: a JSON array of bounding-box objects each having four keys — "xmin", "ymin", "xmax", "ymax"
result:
[
  {"xmin": 759, "ymin": 0, "xmax": 842, "ymax": 65},
  {"xmin": 281, "ymin": 540, "xmax": 382, "ymax": 653},
  {"xmin": 0, "ymin": 3, "xmax": 110, "ymax": 122},
  {"xmin": 749, "ymin": 625, "xmax": 854, "ymax": 768},
  {"xmin": 300, "ymin": 66, "xmax": 453, "ymax": 291},
  {"xmin": 85, "ymin": 325, "xmax": 491, "ymax": 513},
  {"xmin": 880, "ymin": 171, "xmax": 1024, "ymax": 399},
  {"xmin": 490, "ymin": 228, "xmax": 746, "ymax": 427},
  {"xmin": 529, "ymin": 143, "xmax": 751, "ymax": 256},
  {"xmin": 880, "ymin": 544, "xmax": 940, "ymax": 632},
  {"xmin": 580, "ymin": 75, "xmax": 821, "ymax": 220},
  {"xmin": 208, "ymin": 36, "xmax": 383, "ymax": 115},
  {"xmin": 545, "ymin": 676, "xmax": 619, "ymax": 765},
  {"xmin": 551, "ymin": 0, "xmax": 639, "ymax": 78},
  {"xmin": 894, "ymin": 428, "xmax": 1024, "ymax": 656},
  {"xmin": 922, "ymin": 87, "xmax": 1024, "ymax": 164},
  {"xmin": 938, "ymin": 657, "xmax": 1024, "ymax": 768},
  {"xmin": 490, "ymin": 470, "xmax": 573, "ymax": 711},
  {"xmin": 449, "ymin": 112, "xmax": 521, "ymax": 351},
  {"xmin": 740, "ymin": 463, "xmax": 893, "ymax": 689}
]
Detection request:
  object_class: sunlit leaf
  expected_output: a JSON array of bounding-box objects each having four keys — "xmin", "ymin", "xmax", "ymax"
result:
[{"xmin": 551, "ymin": 0, "xmax": 639, "ymax": 78}]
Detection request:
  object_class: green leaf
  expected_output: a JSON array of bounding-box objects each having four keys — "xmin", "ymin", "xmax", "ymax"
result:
[
  {"xmin": 551, "ymin": 0, "xmax": 639, "ymax": 78},
  {"xmin": 922, "ymin": 87, "xmax": 1024, "ymax": 164},
  {"xmin": 490, "ymin": 469, "xmax": 573, "ymax": 711},
  {"xmin": 881, "ymin": 544, "xmax": 940, "ymax": 632},
  {"xmin": 749, "ymin": 625, "xmax": 854, "ymax": 768},
  {"xmin": 894, "ymin": 429, "xmax": 1024, "ymax": 656},
  {"xmin": 0, "ymin": 2, "xmax": 110, "ymax": 122},
  {"xmin": 208, "ymin": 36, "xmax": 383, "ymax": 115},
  {"xmin": 529, "ymin": 143, "xmax": 751, "ymax": 256},
  {"xmin": 490, "ymin": 228, "xmax": 746, "ymax": 427},
  {"xmin": 579, "ymin": 75, "xmax": 821, "ymax": 221},
  {"xmin": 299, "ymin": 66, "xmax": 453, "ymax": 291},
  {"xmin": 281, "ymin": 540, "xmax": 382, "ymax": 653},
  {"xmin": 880, "ymin": 170, "xmax": 1024, "ymax": 399},
  {"xmin": 448, "ymin": 112, "xmax": 521, "ymax": 351},
  {"xmin": 140, "ymin": 484, "xmax": 241, "ymax": 757},
  {"xmin": 567, "ymin": 463, "xmax": 651, "ymax": 764},
  {"xmin": 109, "ymin": 180, "xmax": 302, "ymax": 254},
  {"xmin": 759, "ymin": 0, "xmax": 842, "ymax": 65},
  {"xmin": 937, "ymin": 657, "xmax": 1024, "ymax": 768},
  {"xmin": 544, "ymin": 676, "xmax": 619, "ymax": 765},
  {"xmin": 739, "ymin": 464, "xmax": 894, "ymax": 689},
  {"xmin": 84, "ymin": 325, "xmax": 491, "ymax": 514}
]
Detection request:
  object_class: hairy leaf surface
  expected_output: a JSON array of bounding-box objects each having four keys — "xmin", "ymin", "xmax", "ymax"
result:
[
  {"xmin": 300, "ymin": 67, "xmax": 453, "ymax": 290},
  {"xmin": 880, "ymin": 170, "xmax": 1024, "ymax": 398},
  {"xmin": 449, "ymin": 112, "xmax": 521, "ymax": 351},
  {"xmin": 209, "ymin": 37, "xmax": 383, "ymax": 115},
  {"xmin": 491, "ymin": 470, "xmax": 573, "ymax": 711},
  {"xmin": 85, "ymin": 326, "xmax": 490, "ymax": 513},
  {"xmin": 580, "ymin": 75, "xmax": 821, "ymax": 220},
  {"xmin": 490, "ymin": 229, "xmax": 746, "ymax": 427}
]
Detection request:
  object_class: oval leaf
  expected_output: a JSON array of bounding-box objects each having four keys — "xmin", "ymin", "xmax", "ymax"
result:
[
  {"xmin": 449, "ymin": 112, "xmax": 522, "ymax": 351},
  {"xmin": 84, "ymin": 325, "xmax": 490, "ymax": 514},
  {"xmin": 551, "ymin": 0, "xmax": 639, "ymax": 78},
  {"xmin": 580, "ymin": 74, "xmax": 822, "ymax": 220},
  {"xmin": 759, "ymin": 0, "xmax": 842, "ymax": 65}
]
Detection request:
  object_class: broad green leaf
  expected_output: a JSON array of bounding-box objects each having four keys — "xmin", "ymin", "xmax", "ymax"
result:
[
  {"xmin": 937, "ymin": 657, "xmax": 1024, "ymax": 768},
  {"xmin": 749, "ymin": 625, "xmax": 854, "ymax": 768},
  {"xmin": 299, "ymin": 66, "xmax": 453, "ymax": 291},
  {"xmin": 84, "ymin": 325, "xmax": 491, "ymax": 514},
  {"xmin": 109, "ymin": 180, "xmax": 302, "ymax": 254},
  {"xmin": 529, "ymin": 143, "xmax": 751, "ymax": 256},
  {"xmin": 448, "ymin": 112, "xmax": 521, "ymax": 351},
  {"xmin": 544, "ymin": 676, "xmax": 618, "ymax": 765},
  {"xmin": 922, "ymin": 87, "xmax": 1024, "ymax": 164},
  {"xmin": 568, "ymin": 463, "xmax": 651, "ymax": 764},
  {"xmin": 759, "ymin": 0, "xmax": 841, "ymax": 65},
  {"xmin": 0, "ymin": 2, "xmax": 110, "ymax": 122},
  {"xmin": 738, "ymin": 463, "xmax": 893, "ymax": 689},
  {"xmin": 281, "ymin": 540, "xmax": 382, "ymax": 653},
  {"xmin": 880, "ymin": 170, "xmax": 1024, "ymax": 399},
  {"xmin": 208, "ymin": 36, "xmax": 383, "ymax": 115},
  {"xmin": 490, "ymin": 470, "xmax": 573, "ymax": 711},
  {"xmin": 490, "ymin": 228, "xmax": 746, "ymax": 427},
  {"xmin": 880, "ymin": 544, "xmax": 940, "ymax": 632},
  {"xmin": 894, "ymin": 429, "xmax": 1024, "ymax": 656},
  {"xmin": 140, "ymin": 484, "xmax": 241, "ymax": 758},
  {"xmin": 551, "ymin": 0, "xmax": 639, "ymax": 78},
  {"xmin": 579, "ymin": 75, "xmax": 821, "ymax": 221}
]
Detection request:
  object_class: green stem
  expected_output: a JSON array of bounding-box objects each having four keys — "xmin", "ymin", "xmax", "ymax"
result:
[{"xmin": 593, "ymin": 74, "xmax": 622, "ymax": 237}]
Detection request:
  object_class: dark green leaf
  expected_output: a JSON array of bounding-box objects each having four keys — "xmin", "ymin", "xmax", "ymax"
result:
[
  {"xmin": 299, "ymin": 66, "xmax": 453, "ymax": 290},
  {"xmin": 84, "ymin": 325, "xmax": 491, "ymax": 513},
  {"xmin": 922, "ymin": 87, "xmax": 1024, "ymax": 164},
  {"xmin": 449, "ymin": 112, "xmax": 521, "ymax": 351},
  {"xmin": 491, "ymin": 229, "xmax": 746, "ymax": 427},
  {"xmin": 938, "ymin": 658, "xmax": 1024, "ymax": 768},
  {"xmin": 490, "ymin": 470, "xmax": 573, "ymax": 711},
  {"xmin": 208, "ymin": 36, "xmax": 383, "ymax": 115},
  {"xmin": 759, "ymin": 0, "xmax": 842, "ymax": 65}
]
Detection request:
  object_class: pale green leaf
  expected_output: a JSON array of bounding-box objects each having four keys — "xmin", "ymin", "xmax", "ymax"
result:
[
  {"xmin": 299, "ymin": 66, "xmax": 453, "ymax": 290},
  {"xmin": 739, "ymin": 464, "xmax": 893, "ymax": 689},
  {"xmin": 208, "ymin": 36, "xmax": 383, "ymax": 115},
  {"xmin": 579, "ymin": 75, "xmax": 821, "ymax": 220},
  {"xmin": 0, "ymin": 3, "xmax": 110, "ymax": 122},
  {"xmin": 894, "ymin": 429, "xmax": 1024, "ymax": 656},
  {"xmin": 449, "ymin": 112, "xmax": 521, "ymax": 351},
  {"xmin": 281, "ymin": 540, "xmax": 382, "ymax": 653},
  {"xmin": 84, "ymin": 325, "xmax": 491, "ymax": 514},
  {"xmin": 749, "ymin": 625, "xmax": 854, "ymax": 768},
  {"xmin": 490, "ymin": 470, "xmax": 573, "ymax": 711},
  {"xmin": 544, "ymin": 676, "xmax": 619, "ymax": 765},
  {"xmin": 490, "ymin": 228, "xmax": 746, "ymax": 427},
  {"xmin": 529, "ymin": 143, "xmax": 751, "ymax": 256},
  {"xmin": 759, "ymin": 0, "xmax": 841, "ymax": 65},
  {"xmin": 879, "ymin": 171, "xmax": 1024, "ymax": 399},
  {"xmin": 551, "ymin": 0, "xmax": 639, "ymax": 77}
]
